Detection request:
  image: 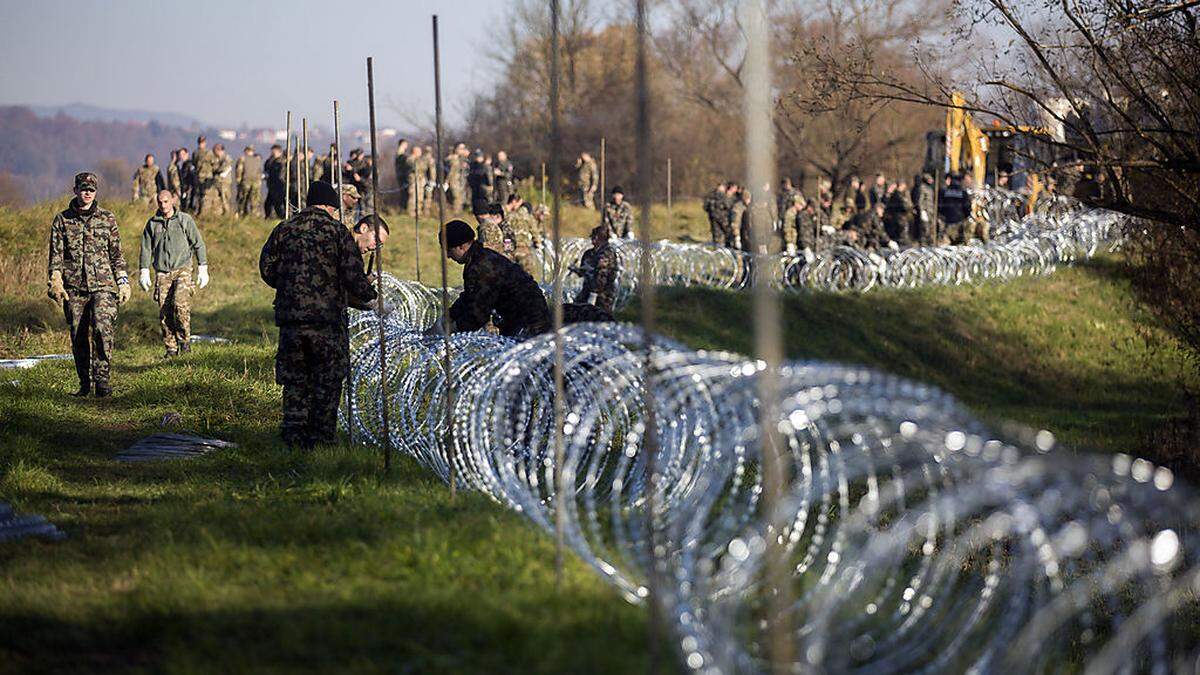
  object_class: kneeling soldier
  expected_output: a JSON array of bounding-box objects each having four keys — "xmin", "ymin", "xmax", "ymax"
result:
[
  {"xmin": 139, "ymin": 190, "xmax": 208, "ymax": 357},
  {"xmin": 259, "ymin": 181, "xmax": 377, "ymax": 450},
  {"xmin": 443, "ymin": 220, "xmax": 551, "ymax": 338},
  {"xmin": 47, "ymin": 172, "xmax": 131, "ymax": 397}
]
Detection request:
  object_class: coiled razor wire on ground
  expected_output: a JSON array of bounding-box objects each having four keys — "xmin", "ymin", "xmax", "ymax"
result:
[
  {"xmin": 342, "ymin": 288, "xmax": 1199, "ymax": 673},
  {"xmin": 536, "ymin": 188, "xmax": 1127, "ymax": 300}
]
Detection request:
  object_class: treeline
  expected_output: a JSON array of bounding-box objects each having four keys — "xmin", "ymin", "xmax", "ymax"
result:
[
  {"xmin": 456, "ymin": 0, "xmax": 947, "ymax": 202},
  {"xmin": 0, "ymin": 106, "xmax": 201, "ymax": 203}
]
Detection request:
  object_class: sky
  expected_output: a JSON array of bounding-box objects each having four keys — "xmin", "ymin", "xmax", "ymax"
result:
[{"xmin": 0, "ymin": 0, "xmax": 511, "ymax": 130}]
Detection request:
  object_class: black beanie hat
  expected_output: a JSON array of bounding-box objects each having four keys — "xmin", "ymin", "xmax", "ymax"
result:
[
  {"xmin": 307, "ymin": 181, "xmax": 340, "ymax": 209},
  {"xmin": 611, "ymin": 185, "xmax": 624, "ymax": 195},
  {"xmin": 442, "ymin": 220, "xmax": 476, "ymax": 249}
]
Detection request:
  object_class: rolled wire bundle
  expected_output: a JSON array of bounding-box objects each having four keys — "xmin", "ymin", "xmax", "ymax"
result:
[{"xmin": 343, "ymin": 289, "xmax": 1199, "ymax": 673}]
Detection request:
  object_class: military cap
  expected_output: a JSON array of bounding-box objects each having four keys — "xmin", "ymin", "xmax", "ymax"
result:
[
  {"xmin": 244, "ymin": 145, "xmax": 254, "ymax": 152},
  {"xmin": 74, "ymin": 172, "xmax": 99, "ymax": 191},
  {"xmin": 342, "ymin": 184, "xmax": 361, "ymax": 200},
  {"xmin": 307, "ymin": 181, "xmax": 340, "ymax": 209},
  {"xmin": 441, "ymin": 220, "xmax": 476, "ymax": 249}
]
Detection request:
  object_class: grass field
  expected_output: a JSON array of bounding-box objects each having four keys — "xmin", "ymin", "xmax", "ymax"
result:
[{"xmin": 0, "ymin": 194, "xmax": 1194, "ymax": 673}]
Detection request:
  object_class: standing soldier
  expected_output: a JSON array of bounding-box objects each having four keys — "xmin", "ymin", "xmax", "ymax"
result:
[
  {"xmin": 467, "ymin": 150, "xmax": 493, "ymax": 214},
  {"xmin": 703, "ymin": 181, "xmax": 730, "ymax": 246},
  {"xmin": 209, "ymin": 144, "xmax": 233, "ymax": 217},
  {"xmin": 138, "ymin": 190, "xmax": 209, "ymax": 357},
  {"xmin": 407, "ymin": 145, "xmax": 428, "ymax": 216},
  {"xmin": 46, "ymin": 172, "xmax": 131, "ymax": 397},
  {"xmin": 132, "ymin": 154, "xmax": 164, "ymax": 205},
  {"xmin": 311, "ymin": 146, "xmax": 330, "ymax": 184},
  {"xmin": 883, "ymin": 180, "xmax": 913, "ymax": 245},
  {"xmin": 263, "ymin": 144, "xmax": 287, "ymax": 219},
  {"xmin": 912, "ymin": 172, "xmax": 936, "ymax": 245},
  {"xmin": 193, "ymin": 136, "xmax": 215, "ymax": 216},
  {"xmin": 394, "ymin": 139, "xmax": 412, "ymax": 211},
  {"xmin": 167, "ymin": 149, "xmax": 183, "ymax": 203},
  {"xmin": 258, "ymin": 181, "xmax": 378, "ymax": 450},
  {"xmin": 493, "ymin": 150, "xmax": 514, "ymax": 205},
  {"xmin": 776, "ymin": 177, "xmax": 799, "ymax": 224},
  {"xmin": 235, "ymin": 145, "xmax": 264, "ymax": 217},
  {"xmin": 178, "ymin": 148, "xmax": 198, "ymax": 212},
  {"xmin": 445, "ymin": 143, "xmax": 468, "ymax": 213},
  {"xmin": 602, "ymin": 186, "xmax": 634, "ymax": 239},
  {"xmin": 576, "ymin": 152, "xmax": 598, "ymax": 209},
  {"xmin": 571, "ymin": 225, "xmax": 618, "ymax": 314},
  {"xmin": 503, "ymin": 194, "xmax": 542, "ymax": 277}
]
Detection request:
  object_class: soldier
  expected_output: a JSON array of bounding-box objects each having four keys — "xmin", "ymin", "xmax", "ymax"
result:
[
  {"xmin": 576, "ymin": 152, "xmax": 598, "ymax": 209},
  {"xmin": 602, "ymin": 186, "xmax": 634, "ymax": 239},
  {"xmin": 703, "ymin": 181, "xmax": 730, "ymax": 246},
  {"xmin": 858, "ymin": 203, "xmax": 896, "ymax": 250},
  {"xmin": 310, "ymin": 147, "xmax": 329, "ymax": 184},
  {"xmin": 493, "ymin": 150, "xmax": 514, "ymax": 205},
  {"xmin": 912, "ymin": 172, "xmax": 936, "ymax": 245},
  {"xmin": 474, "ymin": 202, "xmax": 512, "ymax": 256},
  {"xmin": 570, "ymin": 225, "xmax": 619, "ymax": 314},
  {"xmin": 938, "ymin": 174, "xmax": 972, "ymax": 244},
  {"xmin": 259, "ymin": 181, "xmax": 378, "ymax": 450},
  {"xmin": 394, "ymin": 139, "xmax": 412, "ymax": 211},
  {"xmin": 351, "ymin": 214, "xmax": 390, "ymax": 268},
  {"xmin": 207, "ymin": 144, "xmax": 233, "ymax": 217},
  {"xmin": 178, "ymin": 148, "xmax": 197, "ymax": 211},
  {"xmin": 442, "ymin": 220, "xmax": 552, "ymax": 337},
  {"xmin": 235, "ymin": 145, "xmax": 264, "ymax": 217},
  {"xmin": 340, "ymin": 184, "xmax": 362, "ymax": 224},
  {"xmin": 446, "ymin": 143, "xmax": 469, "ymax": 213},
  {"xmin": 263, "ymin": 144, "xmax": 287, "ymax": 219},
  {"xmin": 132, "ymin": 154, "xmax": 165, "ymax": 205},
  {"xmin": 731, "ymin": 189, "xmax": 752, "ymax": 252},
  {"xmin": 504, "ymin": 194, "xmax": 542, "ymax": 277},
  {"xmin": 883, "ymin": 180, "xmax": 913, "ymax": 245},
  {"xmin": 407, "ymin": 145, "xmax": 429, "ymax": 216},
  {"xmin": 138, "ymin": 190, "xmax": 209, "ymax": 357},
  {"xmin": 776, "ymin": 178, "xmax": 799, "ymax": 224},
  {"xmin": 46, "ymin": 172, "xmax": 131, "ymax": 397},
  {"xmin": 780, "ymin": 193, "xmax": 807, "ymax": 255},
  {"xmin": 166, "ymin": 150, "xmax": 182, "ymax": 203},
  {"xmin": 193, "ymin": 136, "xmax": 215, "ymax": 216},
  {"xmin": 869, "ymin": 173, "xmax": 888, "ymax": 207},
  {"xmin": 466, "ymin": 150, "xmax": 493, "ymax": 214}
]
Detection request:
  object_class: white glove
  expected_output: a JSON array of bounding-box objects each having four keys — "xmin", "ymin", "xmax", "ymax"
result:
[
  {"xmin": 138, "ymin": 268, "xmax": 152, "ymax": 292},
  {"xmin": 803, "ymin": 247, "xmax": 815, "ymax": 264},
  {"xmin": 196, "ymin": 265, "xmax": 210, "ymax": 289},
  {"xmin": 887, "ymin": 240, "xmax": 900, "ymax": 251},
  {"xmin": 920, "ymin": 210, "xmax": 929, "ymax": 223},
  {"xmin": 587, "ymin": 293, "xmax": 598, "ymax": 305},
  {"xmin": 821, "ymin": 225, "xmax": 836, "ymax": 235},
  {"xmin": 625, "ymin": 231, "xmax": 635, "ymax": 240}
]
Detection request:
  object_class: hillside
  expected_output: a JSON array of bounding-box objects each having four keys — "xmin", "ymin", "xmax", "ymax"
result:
[{"xmin": 0, "ymin": 196, "xmax": 1194, "ymax": 671}]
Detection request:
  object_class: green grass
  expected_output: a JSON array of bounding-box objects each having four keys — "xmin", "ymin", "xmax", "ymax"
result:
[{"xmin": 0, "ymin": 194, "xmax": 1194, "ymax": 672}]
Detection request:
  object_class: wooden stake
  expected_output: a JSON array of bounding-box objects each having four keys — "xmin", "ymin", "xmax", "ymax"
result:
[
  {"xmin": 284, "ymin": 112, "xmax": 292, "ymax": 218},
  {"xmin": 432, "ymin": 15, "xmax": 457, "ymax": 501},
  {"xmin": 367, "ymin": 57, "xmax": 393, "ymax": 474},
  {"xmin": 301, "ymin": 118, "xmax": 309, "ymax": 205}
]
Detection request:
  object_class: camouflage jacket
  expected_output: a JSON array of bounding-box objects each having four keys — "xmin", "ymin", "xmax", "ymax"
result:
[
  {"xmin": 134, "ymin": 165, "xmax": 162, "ymax": 198},
  {"xmin": 447, "ymin": 155, "xmax": 468, "ymax": 187},
  {"xmin": 703, "ymin": 188, "xmax": 731, "ymax": 225},
  {"xmin": 450, "ymin": 241, "xmax": 551, "ymax": 337},
  {"xmin": 576, "ymin": 158, "xmax": 597, "ymax": 190},
  {"xmin": 167, "ymin": 162, "xmax": 182, "ymax": 194},
  {"xmin": 48, "ymin": 199, "xmax": 128, "ymax": 292},
  {"xmin": 478, "ymin": 219, "xmax": 514, "ymax": 254},
  {"xmin": 575, "ymin": 242, "xmax": 618, "ymax": 308},
  {"xmin": 194, "ymin": 148, "xmax": 215, "ymax": 182},
  {"xmin": 505, "ymin": 208, "xmax": 542, "ymax": 248},
  {"xmin": 603, "ymin": 201, "xmax": 634, "ymax": 238},
  {"xmin": 139, "ymin": 210, "xmax": 207, "ymax": 273},
  {"xmin": 236, "ymin": 154, "xmax": 264, "ymax": 185},
  {"xmin": 259, "ymin": 207, "xmax": 376, "ymax": 327},
  {"xmin": 214, "ymin": 155, "xmax": 234, "ymax": 184}
]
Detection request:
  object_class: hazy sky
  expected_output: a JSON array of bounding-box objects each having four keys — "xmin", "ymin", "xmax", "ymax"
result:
[{"xmin": 0, "ymin": 0, "xmax": 511, "ymax": 130}]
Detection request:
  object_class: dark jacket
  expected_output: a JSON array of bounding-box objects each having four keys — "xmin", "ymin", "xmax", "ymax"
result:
[
  {"xmin": 259, "ymin": 207, "xmax": 376, "ymax": 327},
  {"xmin": 450, "ymin": 241, "xmax": 551, "ymax": 337},
  {"xmin": 938, "ymin": 183, "xmax": 971, "ymax": 225}
]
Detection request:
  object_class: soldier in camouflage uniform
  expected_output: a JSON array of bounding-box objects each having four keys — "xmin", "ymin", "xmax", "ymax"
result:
[
  {"xmin": 492, "ymin": 150, "xmax": 514, "ymax": 206},
  {"xmin": 912, "ymin": 172, "xmax": 937, "ymax": 246},
  {"xmin": 259, "ymin": 181, "xmax": 378, "ymax": 450},
  {"xmin": 503, "ymin": 194, "xmax": 542, "ymax": 277},
  {"xmin": 576, "ymin": 152, "xmax": 598, "ymax": 209},
  {"xmin": 167, "ymin": 149, "xmax": 183, "ymax": 203},
  {"xmin": 406, "ymin": 146, "xmax": 427, "ymax": 216},
  {"xmin": 139, "ymin": 190, "xmax": 209, "ymax": 357},
  {"xmin": 571, "ymin": 225, "xmax": 619, "ymax": 314},
  {"xmin": 193, "ymin": 136, "xmax": 215, "ymax": 216},
  {"xmin": 207, "ymin": 144, "xmax": 233, "ymax": 217},
  {"xmin": 446, "ymin": 143, "xmax": 469, "ymax": 213},
  {"xmin": 474, "ymin": 202, "xmax": 513, "ymax": 256},
  {"xmin": 235, "ymin": 146, "xmax": 264, "ymax": 217},
  {"xmin": 603, "ymin": 186, "xmax": 634, "ymax": 239},
  {"xmin": 132, "ymin": 154, "xmax": 164, "ymax": 205},
  {"xmin": 443, "ymin": 220, "xmax": 551, "ymax": 338},
  {"xmin": 703, "ymin": 181, "xmax": 731, "ymax": 246},
  {"xmin": 46, "ymin": 172, "xmax": 131, "ymax": 397}
]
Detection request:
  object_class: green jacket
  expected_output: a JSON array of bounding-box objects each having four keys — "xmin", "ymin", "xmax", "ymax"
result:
[{"xmin": 139, "ymin": 210, "xmax": 207, "ymax": 273}]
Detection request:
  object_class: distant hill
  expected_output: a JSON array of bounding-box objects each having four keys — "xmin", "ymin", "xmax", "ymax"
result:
[
  {"xmin": 24, "ymin": 103, "xmax": 205, "ymax": 130},
  {"xmin": 0, "ymin": 106, "xmax": 212, "ymax": 202}
]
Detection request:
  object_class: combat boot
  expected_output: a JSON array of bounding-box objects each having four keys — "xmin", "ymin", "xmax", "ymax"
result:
[
  {"xmin": 179, "ymin": 341, "xmax": 191, "ymax": 355},
  {"xmin": 95, "ymin": 384, "xmax": 112, "ymax": 398},
  {"xmin": 71, "ymin": 382, "xmax": 91, "ymax": 397}
]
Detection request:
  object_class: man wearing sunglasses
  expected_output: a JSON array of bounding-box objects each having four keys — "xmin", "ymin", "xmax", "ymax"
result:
[{"xmin": 46, "ymin": 172, "xmax": 131, "ymax": 398}]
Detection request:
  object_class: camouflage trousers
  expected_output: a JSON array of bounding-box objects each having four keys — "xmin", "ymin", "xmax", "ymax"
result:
[
  {"xmin": 275, "ymin": 325, "xmax": 349, "ymax": 448},
  {"xmin": 512, "ymin": 244, "xmax": 539, "ymax": 279},
  {"xmin": 580, "ymin": 187, "xmax": 596, "ymax": 210},
  {"xmin": 237, "ymin": 182, "xmax": 261, "ymax": 217},
  {"xmin": 155, "ymin": 268, "xmax": 193, "ymax": 353},
  {"xmin": 408, "ymin": 177, "xmax": 429, "ymax": 216},
  {"xmin": 63, "ymin": 290, "xmax": 117, "ymax": 388},
  {"xmin": 200, "ymin": 182, "xmax": 229, "ymax": 217}
]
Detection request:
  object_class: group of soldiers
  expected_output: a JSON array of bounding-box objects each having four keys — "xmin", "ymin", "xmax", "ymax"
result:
[
  {"xmin": 703, "ymin": 170, "xmax": 983, "ymax": 257},
  {"xmin": 392, "ymin": 141, "xmax": 516, "ymax": 218}
]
